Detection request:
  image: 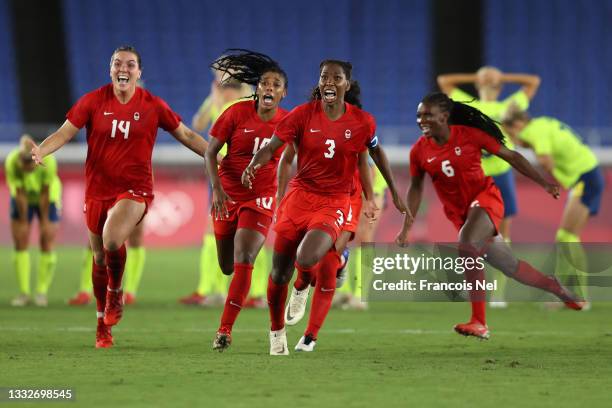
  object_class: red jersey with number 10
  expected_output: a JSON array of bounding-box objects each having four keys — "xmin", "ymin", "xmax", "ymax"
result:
[
  {"xmin": 410, "ymin": 125, "xmax": 502, "ymax": 222},
  {"xmin": 210, "ymin": 100, "xmax": 288, "ymax": 201},
  {"xmin": 66, "ymin": 84, "xmax": 181, "ymax": 200},
  {"xmin": 275, "ymin": 100, "xmax": 376, "ymax": 196}
]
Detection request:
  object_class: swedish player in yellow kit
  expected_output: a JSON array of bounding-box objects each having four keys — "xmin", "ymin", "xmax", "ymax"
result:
[
  {"xmin": 5, "ymin": 135, "xmax": 62, "ymax": 307},
  {"xmin": 503, "ymin": 110, "xmax": 604, "ymax": 309}
]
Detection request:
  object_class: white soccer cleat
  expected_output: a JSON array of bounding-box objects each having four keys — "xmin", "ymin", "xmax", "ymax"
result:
[
  {"xmin": 34, "ymin": 294, "xmax": 48, "ymax": 307},
  {"xmin": 285, "ymin": 286, "xmax": 310, "ymax": 326},
  {"xmin": 269, "ymin": 328, "xmax": 289, "ymax": 356},
  {"xmin": 11, "ymin": 294, "xmax": 30, "ymax": 307},
  {"xmin": 488, "ymin": 301, "xmax": 508, "ymax": 309},
  {"xmin": 294, "ymin": 334, "xmax": 316, "ymax": 352}
]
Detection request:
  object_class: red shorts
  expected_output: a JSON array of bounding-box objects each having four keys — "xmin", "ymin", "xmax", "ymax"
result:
[
  {"xmin": 212, "ymin": 197, "xmax": 274, "ymax": 240},
  {"xmin": 343, "ymin": 187, "xmax": 363, "ymax": 237},
  {"xmin": 84, "ymin": 191, "xmax": 153, "ymax": 235},
  {"xmin": 274, "ymin": 188, "xmax": 350, "ymax": 244},
  {"xmin": 449, "ymin": 184, "xmax": 504, "ymax": 233}
]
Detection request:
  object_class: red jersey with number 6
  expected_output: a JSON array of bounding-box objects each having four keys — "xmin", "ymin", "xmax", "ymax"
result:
[
  {"xmin": 274, "ymin": 100, "xmax": 377, "ymax": 196},
  {"xmin": 66, "ymin": 84, "xmax": 181, "ymax": 201},
  {"xmin": 210, "ymin": 100, "xmax": 288, "ymax": 201},
  {"xmin": 410, "ymin": 125, "xmax": 502, "ymax": 223}
]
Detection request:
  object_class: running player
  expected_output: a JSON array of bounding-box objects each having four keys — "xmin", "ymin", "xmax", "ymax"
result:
[
  {"xmin": 438, "ymin": 66, "xmax": 541, "ymax": 307},
  {"xmin": 502, "ymin": 109, "xmax": 605, "ymax": 307},
  {"xmin": 242, "ymin": 59, "xmax": 378, "ymax": 355},
  {"xmin": 395, "ymin": 92, "xmax": 584, "ymax": 340},
  {"xmin": 6, "ymin": 134, "xmax": 61, "ymax": 307},
  {"xmin": 205, "ymin": 50, "xmax": 289, "ymax": 351},
  {"xmin": 31, "ymin": 45, "xmax": 208, "ymax": 348}
]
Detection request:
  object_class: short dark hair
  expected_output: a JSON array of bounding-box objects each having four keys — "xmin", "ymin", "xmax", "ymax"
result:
[{"xmin": 111, "ymin": 45, "xmax": 142, "ymax": 69}]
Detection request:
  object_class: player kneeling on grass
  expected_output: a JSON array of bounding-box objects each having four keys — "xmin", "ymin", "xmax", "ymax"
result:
[
  {"xmin": 31, "ymin": 45, "xmax": 208, "ymax": 348},
  {"xmin": 395, "ymin": 92, "xmax": 585, "ymax": 340}
]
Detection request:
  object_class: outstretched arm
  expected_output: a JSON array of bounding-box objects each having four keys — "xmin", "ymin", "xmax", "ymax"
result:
[
  {"xmin": 395, "ymin": 172, "xmax": 425, "ymax": 246},
  {"xmin": 368, "ymin": 144, "xmax": 408, "ymax": 214},
  {"xmin": 242, "ymin": 135, "xmax": 285, "ymax": 189},
  {"xmin": 500, "ymin": 73, "xmax": 541, "ymax": 100},
  {"xmin": 170, "ymin": 122, "xmax": 209, "ymax": 157},
  {"xmin": 276, "ymin": 143, "xmax": 296, "ymax": 203},
  {"xmin": 31, "ymin": 120, "xmax": 80, "ymax": 164},
  {"xmin": 496, "ymin": 146, "xmax": 559, "ymax": 198},
  {"xmin": 437, "ymin": 73, "xmax": 478, "ymax": 94}
]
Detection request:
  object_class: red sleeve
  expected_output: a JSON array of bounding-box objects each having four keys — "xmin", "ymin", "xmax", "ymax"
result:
[
  {"xmin": 274, "ymin": 105, "xmax": 306, "ymax": 144},
  {"xmin": 209, "ymin": 103, "xmax": 237, "ymax": 144},
  {"xmin": 156, "ymin": 97, "xmax": 182, "ymax": 132},
  {"xmin": 471, "ymin": 127, "xmax": 501, "ymax": 155},
  {"xmin": 66, "ymin": 92, "xmax": 94, "ymax": 129},
  {"xmin": 409, "ymin": 142, "xmax": 423, "ymax": 177}
]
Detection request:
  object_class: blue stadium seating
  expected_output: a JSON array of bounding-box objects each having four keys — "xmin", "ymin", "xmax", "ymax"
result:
[
  {"xmin": 61, "ymin": 0, "xmax": 429, "ymax": 143},
  {"xmin": 0, "ymin": 0, "xmax": 21, "ymax": 126}
]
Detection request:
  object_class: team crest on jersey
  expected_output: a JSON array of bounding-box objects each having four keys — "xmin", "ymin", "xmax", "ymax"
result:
[
  {"xmin": 134, "ymin": 112, "xmax": 140, "ymax": 121},
  {"xmin": 345, "ymin": 129, "xmax": 352, "ymax": 139},
  {"xmin": 455, "ymin": 146, "xmax": 462, "ymax": 156}
]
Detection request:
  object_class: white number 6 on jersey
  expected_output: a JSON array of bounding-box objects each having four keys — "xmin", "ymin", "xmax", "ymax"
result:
[
  {"xmin": 441, "ymin": 160, "xmax": 455, "ymax": 177},
  {"xmin": 324, "ymin": 139, "xmax": 335, "ymax": 159}
]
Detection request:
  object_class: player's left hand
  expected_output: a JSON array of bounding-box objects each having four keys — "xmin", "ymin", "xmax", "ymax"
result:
[
  {"xmin": 241, "ymin": 163, "xmax": 261, "ymax": 189},
  {"xmin": 29, "ymin": 140, "xmax": 45, "ymax": 166},
  {"xmin": 363, "ymin": 199, "xmax": 379, "ymax": 223},
  {"xmin": 545, "ymin": 182, "xmax": 560, "ymax": 199}
]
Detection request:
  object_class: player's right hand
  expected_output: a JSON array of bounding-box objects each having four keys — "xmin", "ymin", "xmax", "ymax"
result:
[
  {"xmin": 212, "ymin": 186, "xmax": 234, "ymax": 220},
  {"xmin": 545, "ymin": 182, "xmax": 560, "ymax": 199},
  {"xmin": 241, "ymin": 163, "xmax": 261, "ymax": 189},
  {"xmin": 29, "ymin": 140, "xmax": 45, "ymax": 166}
]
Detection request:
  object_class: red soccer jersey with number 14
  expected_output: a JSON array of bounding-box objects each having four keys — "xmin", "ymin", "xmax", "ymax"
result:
[
  {"xmin": 66, "ymin": 84, "xmax": 181, "ymax": 201},
  {"xmin": 210, "ymin": 100, "xmax": 288, "ymax": 202},
  {"xmin": 275, "ymin": 100, "xmax": 376, "ymax": 196},
  {"xmin": 410, "ymin": 125, "xmax": 502, "ymax": 223}
]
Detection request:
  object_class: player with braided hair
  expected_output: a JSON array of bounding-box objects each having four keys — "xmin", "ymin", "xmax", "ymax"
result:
[
  {"xmin": 205, "ymin": 50, "xmax": 289, "ymax": 352},
  {"xmin": 395, "ymin": 92, "xmax": 584, "ymax": 340}
]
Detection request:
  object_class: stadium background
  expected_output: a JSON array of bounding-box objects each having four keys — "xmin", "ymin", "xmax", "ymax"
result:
[
  {"xmin": 1, "ymin": 2, "xmax": 612, "ymax": 406},
  {"xmin": 1, "ymin": 0, "xmax": 611, "ymax": 246}
]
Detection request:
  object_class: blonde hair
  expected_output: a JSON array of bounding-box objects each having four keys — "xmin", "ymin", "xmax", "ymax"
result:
[
  {"xmin": 18, "ymin": 134, "xmax": 35, "ymax": 162},
  {"xmin": 501, "ymin": 102, "xmax": 531, "ymax": 126}
]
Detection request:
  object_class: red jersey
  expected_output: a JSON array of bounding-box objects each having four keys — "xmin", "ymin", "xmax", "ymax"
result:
[
  {"xmin": 410, "ymin": 125, "xmax": 502, "ymax": 223},
  {"xmin": 67, "ymin": 84, "xmax": 181, "ymax": 200},
  {"xmin": 211, "ymin": 100, "xmax": 288, "ymax": 201},
  {"xmin": 275, "ymin": 100, "xmax": 376, "ymax": 196}
]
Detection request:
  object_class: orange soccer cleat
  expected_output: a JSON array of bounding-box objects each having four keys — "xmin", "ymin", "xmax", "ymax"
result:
[
  {"xmin": 454, "ymin": 321, "xmax": 490, "ymax": 340},
  {"xmin": 103, "ymin": 289, "xmax": 124, "ymax": 326},
  {"xmin": 178, "ymin": 292, "xmax": 206, "ymax": 306},
  {"xmin": 95, "ymin": 317, "xmax": 114, "ymax": 348},
  {"xmin": 68, "ymin": 291, "xmax": 92, "ymax": 306}
]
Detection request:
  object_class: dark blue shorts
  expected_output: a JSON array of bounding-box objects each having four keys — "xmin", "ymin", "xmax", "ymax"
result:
[
  {"xmin": 571, "ymin": 166, "xmax": 605, "ymax": 215},
  {"xmin": 492, "ymin": 170, "xmax": 517, "ymax": 218},
  {"xmin": 10, "ymin": 198, "xmax": 61, "ymax": 223}
]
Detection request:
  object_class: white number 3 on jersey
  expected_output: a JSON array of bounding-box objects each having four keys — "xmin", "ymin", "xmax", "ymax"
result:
[
  {"xmin": 324, "ymin": 139, "xmax": 335, "ymax": 158},
  {"xmin": 441, "ymin": 159, "xmax": 455, "ymax": 177}
]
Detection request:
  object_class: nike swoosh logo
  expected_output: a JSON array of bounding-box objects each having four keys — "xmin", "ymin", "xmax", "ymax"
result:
[
  {"xmin": 229, "ymin": 301, "xmax": 242, "ymax": 308},
  {"xmin": 321, "ymin": 287, "xmax": 334, "ymax": 292},
  {"xmin": 104, "ymin": 112, "xmax": 114, "ymax": 116},
  {"xmin": 310, "ymin": 129, "xmax": 321, "ymax": 133},
  {"xmin": 427, "ymin": 157, "xmax": 436, "ymax": 163},
  {"xmin": 244, "ymin": 129, "xmax": 255, "ymax": 133}
]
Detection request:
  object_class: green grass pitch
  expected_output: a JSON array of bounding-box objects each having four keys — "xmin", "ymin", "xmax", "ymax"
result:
[{"xmin": 1, "ymin": 247, "xmax": 611, "ymax": 407}]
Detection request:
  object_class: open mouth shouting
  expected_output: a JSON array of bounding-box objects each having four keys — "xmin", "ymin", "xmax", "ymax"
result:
[{"xmin": 323, "ymin": 88, "xmax": 337, "ymax": 103}]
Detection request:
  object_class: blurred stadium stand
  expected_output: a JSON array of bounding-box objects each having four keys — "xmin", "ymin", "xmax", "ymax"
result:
[{"xmin": 0, "ymin": 0, "xmax": 610, "ymax": 163}]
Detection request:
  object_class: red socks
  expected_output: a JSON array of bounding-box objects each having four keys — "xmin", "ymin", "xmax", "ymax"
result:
[
  {"xmin": 92, "ymin": 260, "xmax": 108, "ymax": 313},
  {"xmin": 305, "ymin": 250, "xmax": 341, "ymax": 339},
  {"xmin": 219, "ymin": 263, "xmax": 253, "ymax": 333},
  {"xmin": 514, "ymin": 260, "xmax": 565, "ymax": 297},
  {"xmin": 104, "ymin": 245, "xmax": 127, "ymax": 290},
  {"xmin": 267, "ymin": 276, "xmax": 288, "ymax": 331},
  {"xmin": 294, "ymin": 262, "xmax": 316, "ymax": 291},
  {"xmin": 465, "ymin": 263, "xmax": 487, "ymax": 325}
]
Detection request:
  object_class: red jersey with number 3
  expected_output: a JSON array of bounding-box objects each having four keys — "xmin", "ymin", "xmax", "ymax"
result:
[
  {"xmin": 410, "ymin": 125, "xmax": 502, "ymax": 222},
  {"xmin": 210, "ymin": 100, "xmax": 288, "ymax": 201},
  {"xmin": 66, "ymin": 84, "xmax": 181, "ymax": 200},
  {"xmin": 275, "ymin": 100, "xmax": 376, "ymax": 196}
]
